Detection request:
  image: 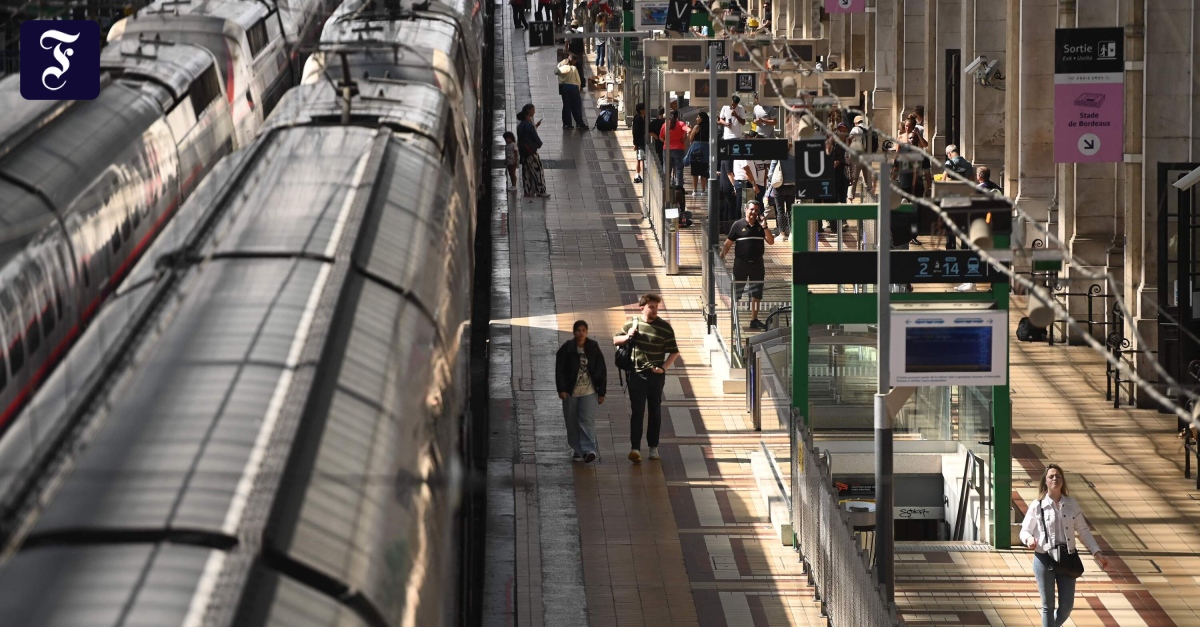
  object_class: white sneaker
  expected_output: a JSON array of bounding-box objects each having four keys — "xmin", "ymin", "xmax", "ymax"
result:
[
  {"xmin": 572, "ymin": 453, "xmax": 584, "ymax": 462},
  {"xmin": 628, "ymin": 449, "xmax": 642, "ymax": 464},
  {"xmin": 648, "ymin": 447, "xmax": 661, "ymax": 460},
  {"xmin": 955, "ymin": 282, "xmax": 976, "ymax": 292}
]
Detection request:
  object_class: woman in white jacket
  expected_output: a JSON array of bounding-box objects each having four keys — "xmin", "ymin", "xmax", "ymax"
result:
[{"xmin": 1019, "ymin": 464, "xmax": 1112, "ymax": 627}]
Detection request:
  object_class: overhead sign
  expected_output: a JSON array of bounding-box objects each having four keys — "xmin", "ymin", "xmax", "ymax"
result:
[
  {"xmin": 889, "ymin": 308, "xmax": 1008, "ymax": 387},
  {"xmin": 717, "ymin": 138, "xmax": 789, "ymax": 160},
  {"xmin": 1054, "ymin": 28, "xmax": 1123, "ymax": 163},
  {"xmin": 735, "ymin": 72, "xmax": 757, "ymax": 93},
  {"xmin": 665, "ymin": 0, "xmax": 692, "ymax": 32},
  {"xmin": 892, "ymin": 250, "xmax": 994, "ymax": 283},
  {"xmin": 634, "ymin": 1, "xmax": 670, "ymax": 31},
  {"xmin": 824, "ymin": 0, "xmax": 867, "ymax": 13},
  {"xmin": 792, "ymin": 250, "xmax": 1001, "ymax": 285},
  {"xmin": 795, "ymin": 139, "xmax": 836, "ymax": 200},
  {"xmin": 528, "ymin": 21, "xmax": 555, "ymax": 47}
]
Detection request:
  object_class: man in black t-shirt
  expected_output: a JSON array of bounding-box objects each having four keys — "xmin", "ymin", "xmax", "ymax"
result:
[{"xmin": 720, "ymin": 200, "xmax": 775, "ymax": 330}]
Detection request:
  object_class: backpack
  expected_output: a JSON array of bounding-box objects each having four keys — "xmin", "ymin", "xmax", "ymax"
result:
[
  {"xmin": 596, "ymin": 104, "xmax": 618, "ymax": 131},
  {"xmin": 1016, "ymin": 316, "xmax": 1048, "ymax": 342},
  {"xmin": 614, "ymin": 318, "xmax": 636, "ymax": 371}
]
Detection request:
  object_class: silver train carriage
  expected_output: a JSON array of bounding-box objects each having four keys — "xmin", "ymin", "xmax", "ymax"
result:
[
  {"xmin": 0, "ymin": 22, "xmax": 481, "ymax": 627},
  {"xmin": 112, "ymin": 0, "xmax": 341, "ymax": 146},
  {"xmin": 305, "ymin": 0, "xmax": 485, "ymax": 172},
  {"xmin": 0, "ymin": 38, "xmax": 235, "ymax": 439}
]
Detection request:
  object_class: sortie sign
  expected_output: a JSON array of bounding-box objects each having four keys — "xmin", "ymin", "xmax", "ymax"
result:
[
  {"xmin": 824, "ymin": 0, "xmax": 866, "ymax": 12},
  {"xmin": 1054, "ymin": 28, "xmax": 1123, "ymax": 163}
]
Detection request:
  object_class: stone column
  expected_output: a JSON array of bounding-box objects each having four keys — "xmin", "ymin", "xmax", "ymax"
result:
[
  {"xmin": 900, "ymin": 0, "xmax": 924, "ymax": 118},
  {"xmin": 960, "ymin": 0, "xmax": 975, "ymax": 160},
  {"xmin": 1004, "ymin": 0, "xmax": 1020, "ymax": 198},
  {"xmin": 873, "ymin": 0, "xmax": 899, "ymax": 135},
  {"xmin": 1120, "ymin": 0, "xmax": 1146, "ymax": 397},
  {"xmin": 1014, "ymin": 0, "xmax": 1057, "ymax": 251},
  {"xmin": 1136, "ymin": 0, "xmax": 1196, "ymax": 396},
  {"xmin": 1069, "ymin": 0, "xmax": 1123, "ymax": 273},
  {"xmin": 965, "ymin": 0, "xmax": 1007, "ymax": 171},
  {"xmin": 924, "ymin": 0, "xmax": 937, "ymax": 150}
]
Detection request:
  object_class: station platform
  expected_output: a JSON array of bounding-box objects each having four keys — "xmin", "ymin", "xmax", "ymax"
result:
[{"xmin": 483, "ymin": 6, "xmax": 1200, "ymax": 626}]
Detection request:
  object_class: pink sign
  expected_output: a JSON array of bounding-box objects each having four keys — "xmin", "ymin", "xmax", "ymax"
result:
[
  {"xmin": 824, "ymin": 0, "xmax": 866, "ymax": 13},
  {"xmin": 1054, "ymin": 80, "xmax": 1124, "ymax": 163}
]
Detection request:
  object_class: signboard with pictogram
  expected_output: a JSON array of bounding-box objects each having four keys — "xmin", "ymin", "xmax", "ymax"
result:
[
  {"xmin": 824, "ymin": 0, "xmax": 866, "ymax": 13},
  {"xmin": 1054, "ymin": 27, "xmax": 1124, "ymax": 163}
]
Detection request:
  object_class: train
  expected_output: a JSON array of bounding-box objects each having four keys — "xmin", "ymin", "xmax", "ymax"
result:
[
  {"xmin": 0, "ymin": 0, "xmax": 489, "ymax": 624},
  {"xmin": 0, "ymin": 0, "xmax": 336, "ymax": 440}
]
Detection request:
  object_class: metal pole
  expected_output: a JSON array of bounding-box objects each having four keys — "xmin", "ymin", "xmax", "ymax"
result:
[
  {"xmin": 641, "ymin": 52, "xmax": 650, "ymax": 220},
  {"xmin": 874, "ymin": 160, "xmax": 894, "ymax": 604},
  {"xmin": 706, "ymin": 42, "xmax": 719, "ymax": 330}
]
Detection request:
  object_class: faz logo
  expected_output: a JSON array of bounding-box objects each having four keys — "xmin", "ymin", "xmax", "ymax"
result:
[{"xmin": 20, "ymin": 20, "xmax": 101, "ymax": 101}]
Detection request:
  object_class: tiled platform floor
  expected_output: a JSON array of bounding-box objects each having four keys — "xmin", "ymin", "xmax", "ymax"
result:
[{"xmin": 486, "ymin": 4, "xmax": 1200, "ymax": 625}]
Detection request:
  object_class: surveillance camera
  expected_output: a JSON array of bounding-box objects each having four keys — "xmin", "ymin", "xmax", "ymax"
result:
[
  {"xmin": 1173, "ymin": 165, "xmax": 1200, "ymax": 191},
  {"xmin": 964, "ymin": 55, "xmax": 987, "ymax": 75},
  {"xmin": 982, "ymin": 59, "xmax": 1003, "ymax": 81}
]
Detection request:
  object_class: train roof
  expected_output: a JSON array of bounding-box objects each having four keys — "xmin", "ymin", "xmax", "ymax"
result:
[
  {"xmin": 123, "ymin": 0, "xmax": 272, "ymax": 33},
  {"xmin": 101, "ymin": 38, "xmax": 220, "ymax": 109},
  {"xmin": 324, "ymin": 0, "xmax": 482, "ymax": 59},
  {"xmin": 0, "ymin": 124, "xmax": 469, "ymax": 626},
  {"xmin": 264, "ymin": 77, "xmax": 450, "ymax": 143}
]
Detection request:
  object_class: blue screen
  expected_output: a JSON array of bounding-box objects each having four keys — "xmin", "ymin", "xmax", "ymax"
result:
[{"xmin": 905, "ymin": 327, "xmax": 992, "ymax": 373}]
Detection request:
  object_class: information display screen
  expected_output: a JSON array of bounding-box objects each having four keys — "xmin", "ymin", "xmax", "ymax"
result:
[
  {"xmin": 888, "ymin": 308, "xmax": 1007, "ymax": 386},
  {"xmin": 672, "ymin": 44, "xmax": 703, "ymax": 63},
  {"xmin": 904, "ymin": 327, "xmax": 992, "ymax": 373}
]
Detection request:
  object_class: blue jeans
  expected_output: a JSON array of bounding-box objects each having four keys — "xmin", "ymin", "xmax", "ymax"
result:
[
  {"xmin": 562, "ymin": 393, "xmax": 599, "ymax": 456},
  {"xmin": 596, "ymin": 41, "xmax": 606, "ymax": 66},
  {"xmin": 560, "ymin": 83, "xmax": 586, "ymax": 128},
  {"xmin": 669, "ymin": 150, "xmax": 684, "ymax": 188},
  {"xmin": 1034, "ymin": 554, "xmax": 1076, "ymax": 627}
]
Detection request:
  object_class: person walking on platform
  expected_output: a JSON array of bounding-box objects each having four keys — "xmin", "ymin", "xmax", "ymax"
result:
[
  {"xmin": 660, "ymin": 109, "xmax": 690, "ymax": 189},
  {"xmin": 556, "ymin": 320, "xmax": 606, "ymax": 463},
  {"xmin": 720, "ymin": 200, "xmax": 775, "ymax": 329},
  {"xmin": 632, "ymin": 103, "xmax": 646, "ymax": 183},
  {"xmin": 510, "ymin": 0, "xmax": 528, "ymax": 28},
  {"xmin": 1020, "ymin": 464, "xmax": 1111, "ymax": 627},
  {"xmin": 767, "ymin": 153, "xmax": 796, "ymax": 240},
  {"xmin": 613, "ymin": 293, "xmax": 679, "ymax": 464},
  {"xmin": 517, "ymin": 104, "xmax": 550, "ymax": 197},
  {"xmin": 556, "ymin": 55, "xmax": 589, "ymax": 130},
  {"xmin": 686, "ymin": 111, "xmax": 710, "ymax": 196}
]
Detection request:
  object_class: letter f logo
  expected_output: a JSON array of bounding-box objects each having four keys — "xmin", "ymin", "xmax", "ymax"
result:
[{"xmin": 20, "ymin": 20, "xmax": 100, "ymax": 101}]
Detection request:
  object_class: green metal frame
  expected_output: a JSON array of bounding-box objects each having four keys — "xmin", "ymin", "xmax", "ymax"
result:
[{"xmin": 789, "ymin": 203, "xmax": 1013, "ymax": 549}]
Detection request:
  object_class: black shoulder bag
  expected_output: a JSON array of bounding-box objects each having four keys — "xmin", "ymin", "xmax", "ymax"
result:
[
  {"xmin": 1039, "ymin": 502, "xmax": 1085, "ymax": 578},
  {"xmin": 614, "ymin": 319, "xmax": 636, "ymax": 391}
]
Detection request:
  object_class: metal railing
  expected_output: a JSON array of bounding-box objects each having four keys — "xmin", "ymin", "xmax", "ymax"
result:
[{"xmin": 791, "ymin": 415, "xmax": 902, "ymax": 626}]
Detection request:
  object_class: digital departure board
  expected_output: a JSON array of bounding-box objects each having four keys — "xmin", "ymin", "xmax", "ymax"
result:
[{"xmin": 888, "ymin": 307, "xmax": 1007, "ymax": 386}]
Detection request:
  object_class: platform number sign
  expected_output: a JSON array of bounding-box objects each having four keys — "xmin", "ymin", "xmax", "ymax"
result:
[
  {"xmin": 529, "ymin": 21, "xmax": 555, "ymax": 47},
  {"xmin": 794, "ymin": 139, "xmax": 835, "ymax": 200}
]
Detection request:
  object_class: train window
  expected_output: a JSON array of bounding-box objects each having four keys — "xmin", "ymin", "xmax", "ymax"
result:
[
  {"xmin": 55, "ymin": 289, "xmax": 62, "ymax": 321},
  {"xmin": 0, "ymin": 290, "xmax": 23, "ymax": 375},
  {"xmin": 29, "ymin": 264, "xmax": 54, "ymax": 336},
  {"xmin": 121, "ymin": 215, "xmax": 132, "ymax": 242},
  {"xmin": 189, "ymin": 66, "xmax": 221, "ymax": 115},
  {"xmin": 111, "ymin": 230, "xmax": 121, "ymax": 254},
  {"xmin": 443, "ymin": 126, "xmax": 458, "ymax": 174},
  {"xmin": 247, "ymin": 21, "xmax": 269, "ymax": 58},
  {"xmin": 14, "ymin": 275, "xmax": 39, "ymax": 355},
  {"xmin": 82, "ymin": 262, "xmax": 90, "ymax": 288},
  {"xmin": 0, "ymin": 348, "xmax": 6, "ymax": 391}
]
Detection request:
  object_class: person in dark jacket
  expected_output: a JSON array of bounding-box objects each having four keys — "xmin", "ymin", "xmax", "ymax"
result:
[
  {"xmin": 555, "ymin": 320, "xmax": 607, "ymax": 463},
  {"xmin": 632, "ymin": 103, "xmax": 646, "ymax": 183}
]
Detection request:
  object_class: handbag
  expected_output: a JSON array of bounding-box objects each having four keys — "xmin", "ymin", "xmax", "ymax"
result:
[
  {"xmin": 1039, "ymin": 502, "xmax": 1085, "ymax": 578},
  {"xmin": 770, "ymin": 160, "xmax": 784, "ymax": 189},
  {"xmin": 682, "ymin": 141, "xmax": 697, "ymax": 166}
]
